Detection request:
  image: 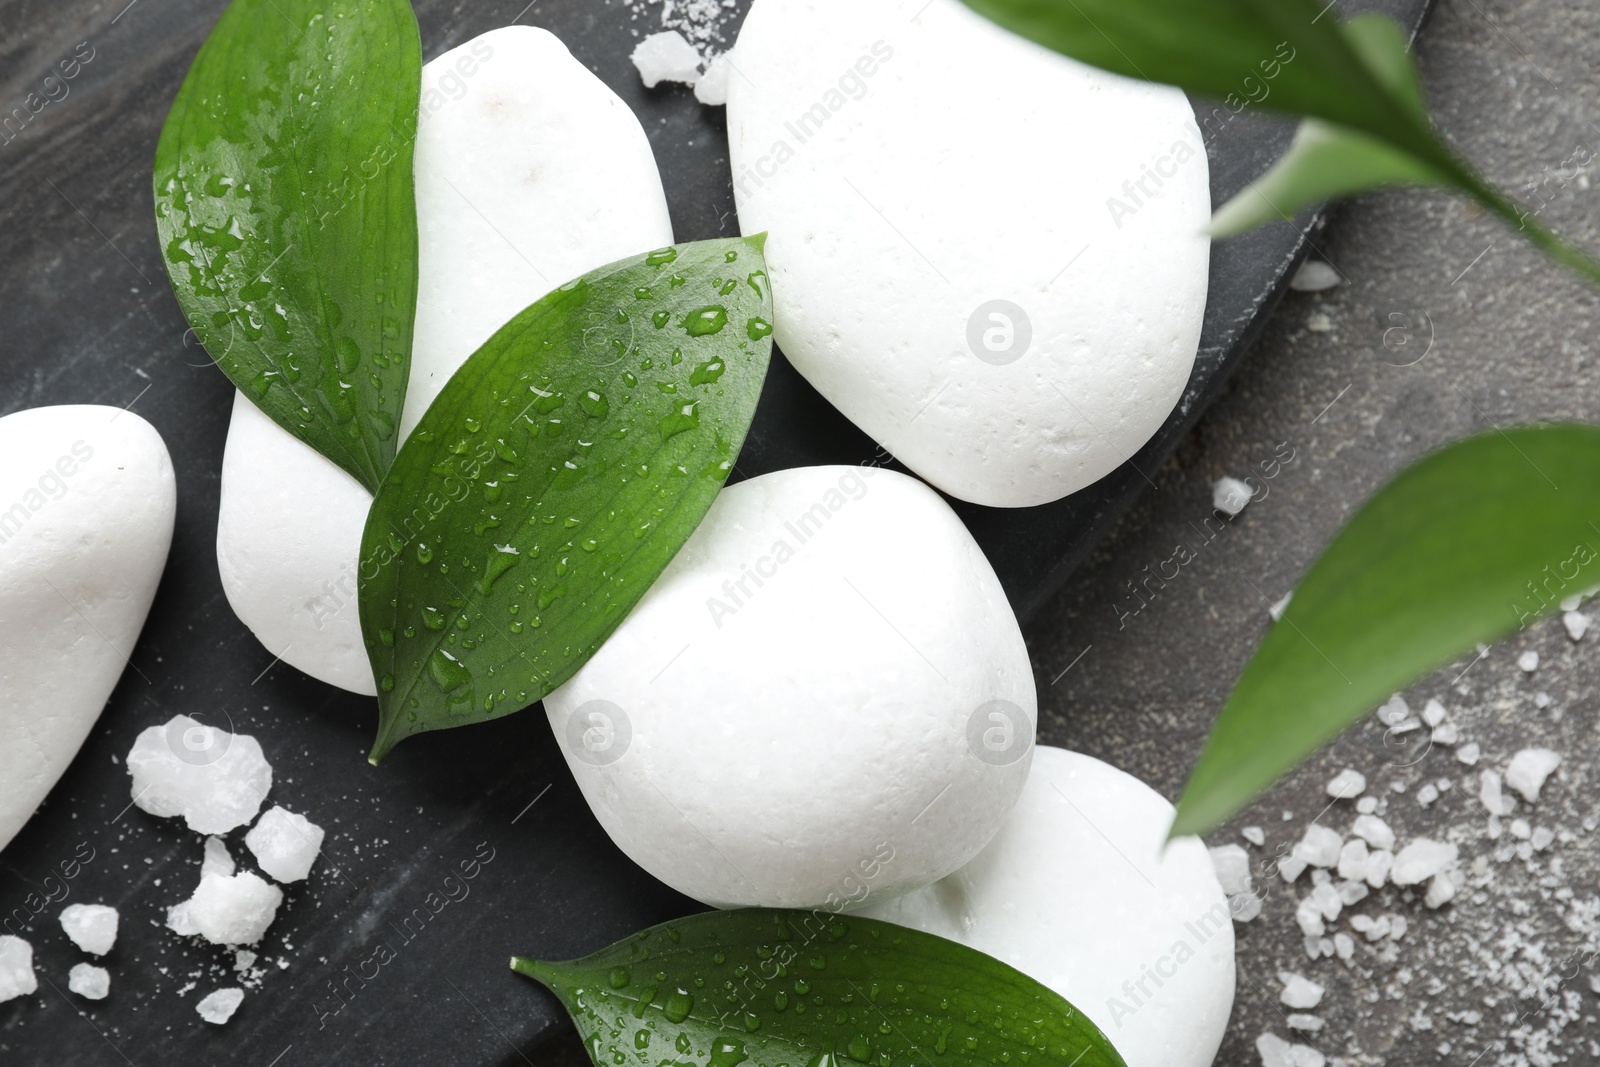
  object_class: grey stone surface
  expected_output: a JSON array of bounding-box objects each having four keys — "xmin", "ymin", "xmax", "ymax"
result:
[{"xmin": 1024, "ymin": 1, "xmax": 1600, "ymax": 1064}]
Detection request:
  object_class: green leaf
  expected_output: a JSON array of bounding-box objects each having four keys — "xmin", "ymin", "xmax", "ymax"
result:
[
  {"xmin": 957, "ymin": 0, "xmax": 1440, "ymax": 161},
  {"xmin": 1172, "ymin": 425, "xmax": 1600, "ymax": 837},
  {"xmin": 512, "ymin": 908, "xmax": 1127, "ymax": 1067},
  {"xmin": 1208, "ymin": 118, "xmax": 1450, "ymax": 236},
  {"xmin": 359, "ymin": 237, "xmax": 774, "ymax": 761},
  {"xmin": 154, "ymin": 0, "xmax": 421, "ymax": 491}
]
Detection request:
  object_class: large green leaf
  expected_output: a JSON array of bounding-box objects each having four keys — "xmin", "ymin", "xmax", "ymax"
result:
[
  {"xmin": 154, "ymin": 0, "xmax": 421, "ymax": 491},
  {"xmin": 512, "ymin": 909, "xmax": 1127, "ymax": 1067},
  {"xmin": 1172, "ymin": 425, "xmax": 1600, "ymax": 837},
  {"xmin": 960, "ymin": 0, "xmax": 1600, "ymax": 286},
  {"xmin": 958, "ymin": 0, "xmax": 1439, "ymax": 161},
  {"xmin": 359, "ymin": 238, "xmax": 774, "ymax": 761}
]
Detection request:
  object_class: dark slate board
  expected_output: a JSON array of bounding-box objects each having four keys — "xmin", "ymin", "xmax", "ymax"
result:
[{"xmin": 0, "ymin": 0, "xmax": 1428, "ymax": 1063}]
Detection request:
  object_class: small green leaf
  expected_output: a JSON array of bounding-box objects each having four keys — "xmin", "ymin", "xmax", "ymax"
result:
[
  {"xmin": 1172, "ymin": 425, "xmax": 1600, "ymax": 837},
  {"xmin": 359, "ymin": 237, "xmax": 773, "ymax": 761},
  {"xmin": 512, "ymin": 908, "xmax": 1127, "ymax": 1067},
  {"xmin": 154, "ymin": 0, "xmax": 421, "ymax": 491},
  {"xmin": 1208, "ymin": 118, "xmax": 1450, "ymax": 236}
]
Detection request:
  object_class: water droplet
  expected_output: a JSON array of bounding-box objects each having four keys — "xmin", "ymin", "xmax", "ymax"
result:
[
  {"xmin": 847, "ymin": 1035, "xmax": 872, "ymax": 1062},
  {"xmin": 725, "ymin": 250, "xmax": 739, "ymax": 263},
  {"xmin": 794, "ymin": 979, "xmax": 811, "ymax": 996},
  {"xmin": 379, "ymin": 628, "xmax": 395, "ymax": 647},
  {"xmin": 416, "ymin": 542, "xmax": 434, "ymax": 564},
  {"xmin": 652, "ymin": 310, "xmax": 671, "ymax": 329},
  {"xmin": 746, "ymin": 317, "xmax": 773, "ymax": 341},
  {"xmin": 682, "ymin": 306, "xmax": 728, "ymax": 337},
  {"xmin": 658, "ymin": 402, "xmax": 699, "ymax": 441},
  {"xmin": 422, "ymin": 605, "xmax": 446, "ymax": 631},
  {"xmin": 689, "ymin": 359, "xmax": 725, "ymax": 386},
  {"xmin": 646, "ymin": 247, "xmax": 679, "ymax": 267},
  {"xmin": 709, "ymin": 1036, "xmax": 749, "ymax": 1067},
  {"xmin": 427, "ymin": 648, "xmax": 472, "ymax": 692},
  {"xmin": 676, "ymin": 1033, "xmax": 693, "ymax": 1054},
  {"xmin": 609, "ymin": 966, "xmax": 631, "ymax": 989},
  {"xmin": 478, "ymin": 546, "xmax": 520, "ymax": 594},
  {"xmin": 380, "ymin": 673, "xmax": 395, "ymax": 692},
  {"xmin": 634, "ymin": 1029, "xmax": 651, "ymax": 1051},
  {"xmin": 663, "ymin": 988, "xmax": 694, "ymax": 1023},
  {"xmin": 579, "ymin": 390, "xmax": 610, "ymax": 418}
]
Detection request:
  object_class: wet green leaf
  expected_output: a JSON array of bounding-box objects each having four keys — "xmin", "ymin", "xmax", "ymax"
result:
[
  {"xmin": 359, "ymin": 237, "xmax": 773, "ymax": 761},
  {"xmin": 1172, "ymin": 425, "xmax": 1600, "ymax": 836},
  {"xmin": 154, "ymin": 0, "xmax": 421, "ymax": 491},
  {"xmin": 512, "ymin": 908, "xmax": 1126, "ymax": 1067},
  {"xmin": 959, "ymin": 0, "xmax": 1600, "ymax": 285}
]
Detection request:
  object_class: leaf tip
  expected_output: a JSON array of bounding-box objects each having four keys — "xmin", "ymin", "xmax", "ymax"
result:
[{"xmin": 745, "ymin": 230, "xmax": 769, "ymax": 254}]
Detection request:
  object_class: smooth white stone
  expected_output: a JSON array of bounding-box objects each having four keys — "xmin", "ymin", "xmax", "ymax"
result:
[
  {"xmin": 547, "ymin": 466, "xmax": 1034, "ymax": 910},
  {"xmin": 861, "ymin": 747, "xmax": 1235, "ymax": 1067},
  {"xmin": 728, "ymin": 0, "xmax": 1209, "ymax": 506},
  {"xmin": 0, "ymin": 405, "xmax": 174, "ymax": 853}
]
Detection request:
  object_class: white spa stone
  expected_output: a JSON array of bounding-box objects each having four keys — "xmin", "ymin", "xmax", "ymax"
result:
[
  {"xmin": 546, "ymin": 466, "xmax": 1034, "ymax": 910},
  {"xmin": 67, "ymin": 963, "xmax": 110, "ymax": 1000},
  {"xmin": 860, "ymin": 747, "xmax": 1235, "ymax": 1067},
  {"xmin": 197, "ymin": 987, "xmax": 245, "ymax": 1025},
  {"xmin": 727, "ymin": 0, "xmax": 1209, "ymax": 507},
  {"xmin": 0, "ymin": 405, "xmax": 175, "ymax": 854},
  {"xmin": 215, "ymin": 26, "xmax": 675, "ymax": 693}
]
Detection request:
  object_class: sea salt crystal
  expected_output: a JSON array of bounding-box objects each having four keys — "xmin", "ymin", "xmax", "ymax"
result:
[
  {"xmin": 1532, "ymin": 826, "xmax": 1556, "ymax": 851},
  {"xmin": 1517, "ymin": 650, "xmax": 1539, "ymax": 673},
  {"xmin": 1213, "ymin": 476, "xmax": 1254, "ymax": 517},
  {"xmin": 1425, "ymin": 872, "xmax": 1457, "ymax": 908},
  {"xmin": 1563, "ymin": 611, "xmax": 1589, "ymax": 641},
  {"xmin": 1376, "ymin": 694, "xmax": 1410, "ymax": 726},
  {"xmin": 631, "ymin": 31, "xmax": 702, "ymax": 88},
  {"xmin": 126, "ymin": 715, "xmax": 273, "ymax": 835},
  {"xmin": 1326, "ymin": 769, "xmax": 1366, "ymax": 799},
  {"xmin": 1351, "ymin": 814, "xmax": 1396, "ymax": 851},
  {"xmin": 1478, "ymin": 769, "xmax": 1516, "ymax": 816},
  {"xmin": 1456, "ymin": 742, "xmax": 1481, "ymax": 766},
  {"xmin": 1337, "ymin": 838, "xmax": 1369, "ymax": 881},
  {"xmin": 1286, "ymin": 1013, "xmax": 1326, "ymax": 1031},
  {"xmin": 1421, "ymin": 698, "xmax": 1447, "ymax": 727},
  {"xmin": 1256, "ymin": 1032, "xmax": 1327, "ymax": 1067},
  {"xmin": 1356, "ymin": 796, "xmax": 1378, "ymax": 814},
  {"xmin": 245, "ymin": 806, "xmax": 325, "ymax": 883},
  {"xmin": 59, "ymin": 904, "xmax": 118, "ymax": 956},
  {"xmin": 203, "ymin": 836, "xmax": 235, "ymax": 878},
  {"xmin": 694, "ymin": 51, "xmax": 732, "ymax": 105},
  {"xmin": 1509, "ymin": 818, "xmax": 1531, "ymax": 840},
  {"xmin": 1242, "ymin": 826, "xmax": 1266, "ymax": 846},
  {"xmin": 1295, "ymin": 825, "xmax": 1343, "ymax": 868},
  {"xmin": 166, "ymin": 899, "xmax": 199, "ymax": 936},
  {"xmin": 1504, "ymin": 748, "xmax": 1561, "ymax": 802},
  {"xmin": 1270, "ymin": 592, "xmax": 1293, "ymax": 621},
  {"xmin": 1278, "ymin": 972, "xmax": 1326, "ymax": 1009},
  {"xmin": 235, "ymin": 949, "xmax": 257, "ymax": 973},
  {"xmin": 1290, "ymin": 260, "xmax": 1342, "ymax": 291},
  {"xmin": 197, "ymin": 987, "xmax": 245, "ymax": 1025},
  {"xmin": 0, "ymin": 936, "xmax": 36, "ymax": 1003},
  {"xmin": 1230, "ymin": 892, "xmax": 1263, "ymax": 922},
  {"xmin": 188, "ymin": 872, "xmax": 284, "ymax": 947},
  {"xmin": 1391, "ymin": 839, "xmax": 1458, "ymax": 885},
  {"xmin": 1534, "ymin": 691, "xmax": 1552, "ymax": 709},
  {"xmin": 1333, "ymin": 932, "xmax": 1355, "ymax": 960},
  {"xmin": 1310, "ymin": 882, "xmax": 1343, "ymax": 922},
  {"xmin": 1389, "ymin": 914, "xmax": 1408, "ymax": 940},
  {"xmin": 1295, "ymin": 898, "xmax": 1325, "ymax": 937},
  {"xmin": 1431, "ymin": 723, "xmax": 1460, "ymax": 745},
  {"xmin": 1338, "ymin": 880, "xmax": 1369, "ymax": 907},
  {"xmin": 1279, "ymin": 854, "xmax": 1308, "ymax": 883},
  {"xmin": 1365, "ymin": 849, "xmax": 1393, "ymax": 888},
  {"xmin": 1417, "ymin": 783, "xmax": 1440, "ymax": 807},
  {"xmin": 67, "ymin": 963, "xmax": 109, "ymax": 1000}
]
